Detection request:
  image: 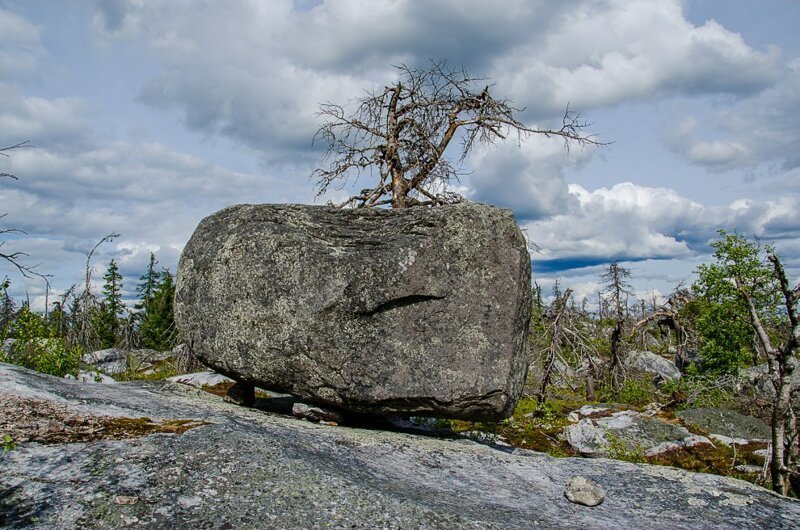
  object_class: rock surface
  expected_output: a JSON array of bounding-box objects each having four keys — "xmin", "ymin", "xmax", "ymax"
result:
[
  {"xmin": 677, "ymin": 408, "xmax": 770, "ymax": 441},
  {"xmin": 176, "ymin": 202, "xmax": 531, "ymax": 421},
  {"xmin": 2, "ymin": 363, "xmax": 799, "ymax": 529},
  {"xmin": 65, "ymin": 370, "xmax": 116, "ymax": 384},
  {"xmin": 627, "ymin": 351, "xmax": 681, "ymax": 383},
  {"xmin": 82, "ymin": 348, "xmax": 172, "ymax": 376},
  {"xmin": 166, "ymin": 371, "xmax": 233, "ymax": 388},
  {"xmin": 563, "ymin": 409, "xmax": 712, "ymax": 457},
  {"xmin": 739, "ymin": 364, "xmax": 800, "ymax": 399}
]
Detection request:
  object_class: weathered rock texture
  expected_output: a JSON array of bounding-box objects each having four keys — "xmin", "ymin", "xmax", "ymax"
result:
[
  {"xmin": 3, "ymin": 363, "xmax": 800, "ymax": 529},
  {"xmin": 176, "ymin": 203, "xmax": 531, "ymax": 421}
]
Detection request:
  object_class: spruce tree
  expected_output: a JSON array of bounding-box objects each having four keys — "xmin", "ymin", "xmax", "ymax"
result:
[
  {"xmin": 95, "ymin": 259, "xmax": 125, "ymax": 349},
  {"xmin": 140, "ymin": 268, "xmax": 176, "ymax": 351},
  {"xmin": 136, "ymin": 253, "xmax": 158, "ymax": 314}
]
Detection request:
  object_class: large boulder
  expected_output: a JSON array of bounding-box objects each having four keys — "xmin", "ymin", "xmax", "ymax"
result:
[
  {"xmin": 626, "ymin": 351, "xmax": 681, "ymax": 384},
  {"xmin": 176, "ymin": 203, "xmax": 531, "ymax": 421}
]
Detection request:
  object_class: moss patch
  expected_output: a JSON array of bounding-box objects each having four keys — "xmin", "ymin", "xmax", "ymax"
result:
[{"xmin": 0, "ymin": 392, "xmax": 209, "ymax": 446}]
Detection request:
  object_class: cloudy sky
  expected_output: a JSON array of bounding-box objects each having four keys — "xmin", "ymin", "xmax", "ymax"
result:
[{"xmin": 1, "ymin": 0, "xmax": 798, "ymax": 310}]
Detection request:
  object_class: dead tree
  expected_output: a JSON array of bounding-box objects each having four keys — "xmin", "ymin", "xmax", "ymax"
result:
[
  {"xmin": 313, "ymin": 60, "xmax": 605, "ymax": 209},
  {"xmin": 634, "ymin": 288, "xmax": 693, "ymax": 373},
  {"xmin": 538, "ymin": 288, "xmax": 572, "ymax": 405},
  {"xmin": 0, "ymin": 141, "xmax": 50, "ymax": 286},
  {"xmin": 737, "ymin": 253, "xmax": 799, "ymax": 496},
  {"xmin": 601, "ymin": 261, "xmax": 633, "ymax": 396},
  {"xmin": 69, "ymin": 233, "xmax": 120, "ymax": 351}
]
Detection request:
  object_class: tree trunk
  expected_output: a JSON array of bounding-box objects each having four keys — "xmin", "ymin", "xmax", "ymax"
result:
[{"xmin": 610, "ymin": 322, "xmax": 622, "ymax": 397}]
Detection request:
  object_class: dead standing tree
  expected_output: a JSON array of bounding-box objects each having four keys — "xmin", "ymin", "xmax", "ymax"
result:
[
  {"xmin": 634, "ymin": 288, "xmax": 694, "ymax": 373},
  {"xmin": 0, "ymin": 141, "xmax": 52, "ymax": 297},
  {"xmin": 601, "ymin": 261, "xmax": 633, "ymax": 396},
  {"xmin": 313, "ymin": 61, "xmax": 605, "ymax": 209}
]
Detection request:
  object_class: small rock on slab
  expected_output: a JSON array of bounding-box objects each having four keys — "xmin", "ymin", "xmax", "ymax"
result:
[
  {"xmin": 626, "ymin": 351, "xmax": 681, "ymax": 383},
  {"xmin": 564, "ymin": 476, "xmax": 605, "ymax": 507},
  {"xmin": 291, "ymin": 402, "xmax": 343, "ymax": 423},
  {"xmin": 167, "ymin": 371, "xmax": 233, "ymax": 388},
  {"xmin": 64, "ymin": 371, "xmax": 116, "ymax": 384}
]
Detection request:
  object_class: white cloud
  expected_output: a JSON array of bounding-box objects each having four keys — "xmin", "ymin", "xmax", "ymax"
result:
[
  {"xmin": 493, "ymin": 0, "xmax": 780, "ymax": 117},
  {"xmin": 85, "ymin": 0, "xmax": 782, "ymax": 156},
  {"xmin": 670, "ymin": 58, "xmax": 800, "ymax": 172},
  {"xmin": 0, "ymin": 7, "xmax": 43, "ymax": 78},
  {"xmin": 523, "ymin": 182, "xmax": 800, "ymax": 267},
  {"xmin": 469, "ymin": 135, "xmax": 588, "ymax": 220}
]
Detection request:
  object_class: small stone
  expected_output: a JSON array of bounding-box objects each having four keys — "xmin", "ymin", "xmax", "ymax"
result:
[
  {"xmin": 564, "ymin": 476, "xmax": 605, "ymax": 507},
  {"xmin": 291, "ymin": 402, "xmax": 344, "ymax": 423}
]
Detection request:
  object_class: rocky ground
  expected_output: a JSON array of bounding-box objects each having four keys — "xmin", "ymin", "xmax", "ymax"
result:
[{"xmin": 2, "ymin": 362, "xmax": 799, "ymax": 529}]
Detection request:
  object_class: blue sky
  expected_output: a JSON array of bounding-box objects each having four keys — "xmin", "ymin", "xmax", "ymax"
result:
[{"xmin": 1, "ymin": 0, "xmax": 798, "ymax": 310}]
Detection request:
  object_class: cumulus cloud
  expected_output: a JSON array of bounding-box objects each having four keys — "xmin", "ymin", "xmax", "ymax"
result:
[
  {"xmin": 86, "ymin": 0, "xmax": 781, "ymax": 156},
  {"xmin": 524, "ymin": 182, "xmax": 800, "ymax": 270},
  {"xmin": 0, "ymin": 7, "xmax": 43, "ymax": 78},
  {"xmin": 670, "ymin": 59, "xmax": 800, "ymax": 172},
  {"xmin": 0, "ymin": 84, "xmax": 91, "ymax": 152},
  {"xmin": 469, "ymin": 135, "xmax": 588, "ymax": 221},
  {"xmin": 489, "ymin": 0, "xmax": 781, "ymax": 117}
]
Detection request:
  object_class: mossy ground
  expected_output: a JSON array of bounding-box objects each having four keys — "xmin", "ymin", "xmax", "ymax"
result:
[
  {"xmin": 447, "ymin": 388, "xmax": 771, "ymax": 489},
  {"xmin": 0, "ymin": 392, "xmax": 209, "ymax": 447},
  {"xmin": 112, "ymin": 359, "xmax": 179, "ymax": 382}
]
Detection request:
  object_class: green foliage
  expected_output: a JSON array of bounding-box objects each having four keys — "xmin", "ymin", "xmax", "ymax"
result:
[
  {"xmin": 605, "ymin": 432, "xmax": 646, "ymax": 463},
  {"xmin": 1, "ymin": 434, "xmax": 15, "ymax": 454},
  {"xmin": 659, "ymin": 374, "xmax": 737, "ymax": 411},
  {"xmin": 139, "ymin": 268, "xmax": 176, "ymax": 351},
  {"xmin": 94, "ymin": 259, "xmax": 125, "ymax": 348},
  {"xmin": 692, "ymin": 230, "xmax": 779, "ymax": 374},
  {"xmin": 2, "ymin": 307, "xmax": 81, "ymax": 377},
  {"xmin": 598, "ymin": 375, "xmax": 657, "ymax": 407}
]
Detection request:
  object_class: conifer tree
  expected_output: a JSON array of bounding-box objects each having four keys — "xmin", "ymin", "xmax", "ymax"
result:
[
  {"xmin": 95, "ymin": 259, "xmax": 125, "ymax": 348},
  {"xmin": 140, "ymin": 268, "xmax": 176, "ymax": 351},
  {"xmin": 136, "ymin": 253, "xmax": 158, "ymax": 314}
]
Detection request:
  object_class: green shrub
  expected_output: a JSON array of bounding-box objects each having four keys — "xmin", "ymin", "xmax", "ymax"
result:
[
  {"xmin": 2, "ymin": 434, "xmax": 16, "ymax": 454},
  {"xmin": 599, "ymin": 375, "xmax": 657, "ymax": 407},
  {"xmin": 2, "ymin": 307, "xmax": 81, "ymax": 377},
  {"xmin": 660, "ymin": 374, "xmax": 737, "ymax": 410}
]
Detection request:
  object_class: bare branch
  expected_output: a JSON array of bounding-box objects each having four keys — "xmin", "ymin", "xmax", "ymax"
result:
[{"xmin": 311, "ymin": 61, "xmax": 606, "ymax": 209}]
